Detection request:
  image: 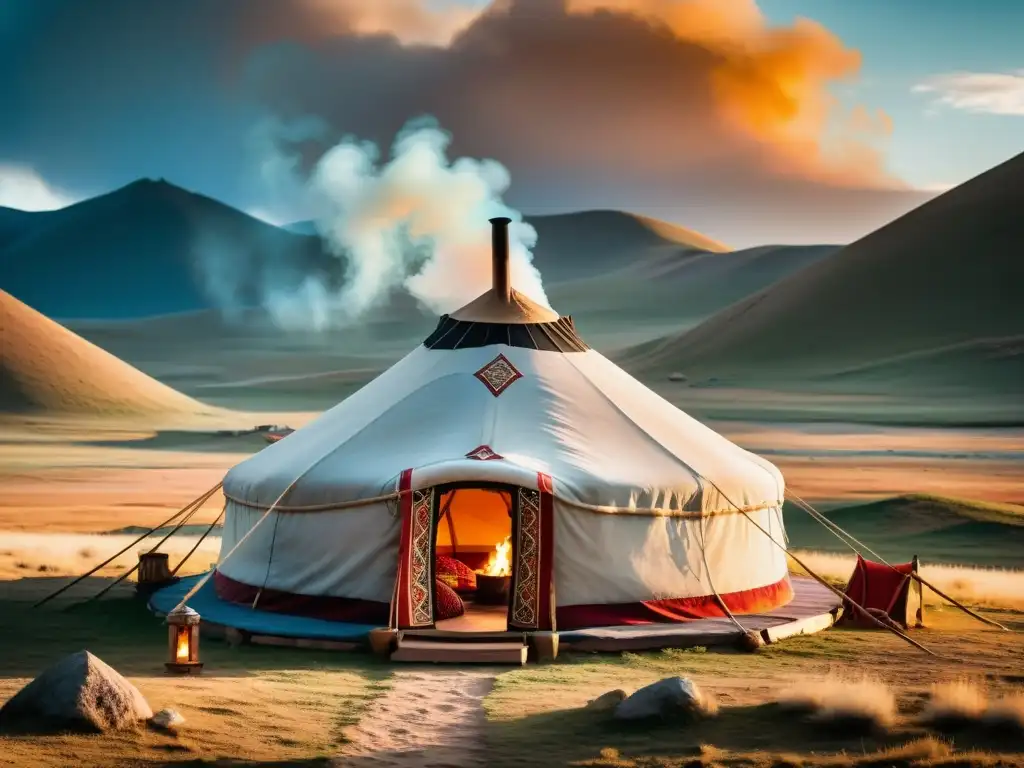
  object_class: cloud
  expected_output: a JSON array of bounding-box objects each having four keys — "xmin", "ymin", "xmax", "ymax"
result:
[
  {"xmin": 0, "ymin": 164, "xmax": 76, "ymax": 211},
  {"xmin": 246, "ymin": 0, "xmax": 897, "ymax": 190},
  {"xmin": 916, "ymin": 181, "xmax": 957, "ymax": 193},
  {"xmin": 231, "ymin": 0, "xmax": 919, "ymax": 247},
  {"xmin": 2, "ymin": 0, "xmax": 930, "ymax": 246},
  {"xmin": 562, "ymin": 0, "xmax": 888, "ymax": 183},
  {"xmin": 914, "ymin": 70, "xmax": 1024, "ymax": 117},
  {"xmin": 296, "ymin": 0, "xmax": 483, "ymax": 46}
]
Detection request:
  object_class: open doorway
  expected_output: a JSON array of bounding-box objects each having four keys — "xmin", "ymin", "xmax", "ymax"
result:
[{"xmin": 433, "ymin": 484, "xmax": 514, "ymax": 632}]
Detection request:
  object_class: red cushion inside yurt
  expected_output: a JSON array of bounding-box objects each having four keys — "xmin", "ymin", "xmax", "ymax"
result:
[
  {"xmin": 435, "ymin": 579, "xmax": 465, "ymax": 620},
  {"xmin": 436, "ymin": 555, "xmax": 477, "ymax": 592}
]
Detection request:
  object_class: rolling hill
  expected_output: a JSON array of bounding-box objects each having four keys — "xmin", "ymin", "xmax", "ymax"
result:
[
  {"xmin": 623, "ymin": 151, "xmax": 1024, "ymax": 390},
  {"xmin": 0, "ymin": 182, "xmax": 836, "ymax": 347},
  {"xmin": 262, "ymin": 210, "xmax": 730, "ymax": 283},
  {"xmin": 0, "ymin": 190, "xmax": 732, "ymax": 321},
  {"xmin": 526, "ymin": 209, "xmax": 729, "ymax": 283},
  {"xmin": 785, "ymin": 494, "xmax": 1024, "ymax": 568},
  {"xmin": 0, "ymin": 207, "xmax": 38, "ymax": 249},
  {"xmin": 0, "ymin": 289, "xmax": 214, "ymax": 417},
  {"xmin": 549, "ymin": 242, "xmax": 837, "ymax": 344},
  {"xmin": 0, "ymin": 179, "xmax": 341, "ymax": 319}
]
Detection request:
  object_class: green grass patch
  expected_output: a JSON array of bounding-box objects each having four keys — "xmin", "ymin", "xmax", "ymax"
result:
[
  {"xmin": 482, "ymin": 638, "xmax": 1023, "ymax": 768},
  {"xmin": 0, "ymin": 597, "xmax": 393, "ymax": 763},
  {"xmin": 785, "ymin": 494, "xmax": 1024, "ymax": 570}
]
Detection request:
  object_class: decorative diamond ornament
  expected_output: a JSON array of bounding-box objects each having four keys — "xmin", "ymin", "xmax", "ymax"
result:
[
  {"xmin": 474, "ymin": 353, "xmax": 523, "ymax": 397},
  {"xmin": 466, "ymin": 445, "xmax": 504, "ymax": 461}
]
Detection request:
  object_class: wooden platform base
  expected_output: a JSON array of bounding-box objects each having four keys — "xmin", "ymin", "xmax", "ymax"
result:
[
  {"xmin": 152, "ymin": 574, "xmax": 840, "ymax": 661},
  {"xmin": 391, "ymin": 633, "xmax": 528, "ymax": 665}
]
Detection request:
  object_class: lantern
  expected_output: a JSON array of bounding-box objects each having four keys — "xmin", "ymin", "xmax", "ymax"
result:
[{"xmin": 165, "ymin": 605, "xmax": 203, "ymax": 674}]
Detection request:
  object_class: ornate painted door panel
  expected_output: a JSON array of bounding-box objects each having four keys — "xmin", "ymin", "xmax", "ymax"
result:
[
  {"xmin": 509, "ymin": 473, "xmax": 555, "ymax": 631},
  {"xmin": 394, "ymin": 469, "xmax": 436, "ymax": 629}
]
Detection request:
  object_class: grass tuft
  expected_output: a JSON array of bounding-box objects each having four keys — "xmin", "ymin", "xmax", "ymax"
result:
[
  {"xmin": 788, "ymin": 550, "xmax": 1024, "ymax": 612},
  {"xmin": 777, "ymin": 675, "xmax": 896, "ymax": 733},
  {"xmin": 920, "ymin": 679, "xmax": 988, "ymax": 728},
  {"xmin": 982, "ymin": 693, "xmax": 1024, "ymax": 735}
]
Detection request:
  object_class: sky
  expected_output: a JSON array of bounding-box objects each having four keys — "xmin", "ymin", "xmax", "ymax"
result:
[
  {"xmin": 757, "ymin": 0, "xmax": 1024, "ymax": 192},
  {"xmin": 1, "ymin": 0, "xmax": 1021, "ymax": 247}
]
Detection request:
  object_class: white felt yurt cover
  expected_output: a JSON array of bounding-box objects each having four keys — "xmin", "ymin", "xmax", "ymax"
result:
[{"xmin": 215, "ymin": 224, "xmax": 792, "ymax": 631}]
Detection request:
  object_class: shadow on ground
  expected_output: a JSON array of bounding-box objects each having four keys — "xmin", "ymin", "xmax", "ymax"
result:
[
  {"xmin": 481, "ymin": 700, "xmax": 1024, "ymax": 768},
  {"xmin": 0, "ymin": 592, "xmax": 384, "ymax": 680}
]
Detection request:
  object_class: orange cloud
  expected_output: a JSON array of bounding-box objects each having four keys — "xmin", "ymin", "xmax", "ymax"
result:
[
  {"xmin": 235, "ymin": 0, "xmax": 922, "ymax": 244},
  {"xmin": 298, "ymin": 0, "xmax": 483, "ymax": 46},
  {"xmin": 565, "ymin": 0, "xmax": 893, "ymax": 186}
]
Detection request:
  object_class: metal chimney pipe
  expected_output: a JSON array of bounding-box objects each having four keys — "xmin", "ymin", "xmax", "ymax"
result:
[{"xmin": 489, "ymin": 216, "xmax": 512, "ymax": 304}]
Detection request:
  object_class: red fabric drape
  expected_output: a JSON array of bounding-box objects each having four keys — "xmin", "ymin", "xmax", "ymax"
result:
[{"xmin": 556, "ymin": 575, "xmax": 794, "ymax": 630}]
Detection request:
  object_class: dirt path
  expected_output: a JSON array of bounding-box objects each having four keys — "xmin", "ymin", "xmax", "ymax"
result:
[{"xmin": 338, "ymin": 669, "xmax": 497, "ymax": 767}]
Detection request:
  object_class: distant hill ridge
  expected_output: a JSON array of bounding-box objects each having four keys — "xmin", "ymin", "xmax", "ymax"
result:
[
  {"xmin": 623, "ymin": 151, "xmax": 1024, "ymax": 388},
  {"xmin": 0, "ymin": 178, "xmax": 341, "ymax": 319},
  {"xmin": 0, "ymin": 180, "xmax": 755, "ymax": 321},
  {"xmin": 785, "ymin": 493, "xmax": 1024, "ymax": 569}
]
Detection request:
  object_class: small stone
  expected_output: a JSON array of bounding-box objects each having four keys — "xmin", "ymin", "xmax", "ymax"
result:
[
  {"xmin": 614, "ymin": 677, "xmax": 714, "ymax": 722},
  {"xmin": 667, "ymin": 372, "xmax": 687, "ymax": 382},
  {"xmin": 151, "ymin": 708, "xmax": 186, "ymax": 731},
  {"xmin": 587, "ymin": 689, "xmax": 628, "ymax": 711},
  {"xmin": 737, "ymin": 630, "xmax": 765, "ymax": 652}
]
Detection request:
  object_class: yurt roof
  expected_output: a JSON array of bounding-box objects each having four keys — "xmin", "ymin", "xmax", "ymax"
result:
[
  {"xmin": 222, "ymin": 217, "xmax": 785, "ymax": 517},
  {"xmin": 450, "ymin": 287, "xmax": 558, "ymax": 324}
]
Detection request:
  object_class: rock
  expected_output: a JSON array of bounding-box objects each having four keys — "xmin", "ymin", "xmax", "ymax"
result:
[
  {"xmin": 737, "ymin": 630, "xmax": 765, "ymax": 652},
  {"xmin": 587, "ymin": 689, "xmax": 628, "ymax": 711},
  {"xmin": 614, "ymin": 677, "xmax": 713, "ymax": 722},
  {"xmin": 224, "ymin": 627, "xmax": 247, "ymax": 648},
  {"xmin": 0, "ymin": 650, "xmax": 152, "ymax": 734},
  {"xmin": 667, "ymin": 372, "xmax": 687, "ymax": 382},
  {"xmin": 151, "ymin": 708, "xmax": 185, "ymax": 731}
]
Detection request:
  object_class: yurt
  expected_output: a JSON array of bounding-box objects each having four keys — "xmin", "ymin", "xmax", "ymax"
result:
[{"xmin": 211, "ymin": 217, "xmax": 796, "ymax": 639}]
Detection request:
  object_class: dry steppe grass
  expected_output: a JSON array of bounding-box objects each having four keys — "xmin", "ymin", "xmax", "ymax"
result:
[
  {"xmin": 777, "ymin": 675, "xmax": 897, "ymax": 732},
  {"xmin": 789, "ymin": 550, "xmax": 1024, "ymax": 612}
]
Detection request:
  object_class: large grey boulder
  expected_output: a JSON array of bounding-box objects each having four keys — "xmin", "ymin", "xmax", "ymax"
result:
[
  {"xmin": 0, "ymin": 650, "xmax": 153, "ymax": 733},
  {"xmin": 614, "ymin": 676, "xmax": 714, "ymax": 721}
]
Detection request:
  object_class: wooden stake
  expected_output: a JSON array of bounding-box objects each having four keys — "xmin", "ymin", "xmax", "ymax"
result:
[
  {"xmin": 911, "ymin": 572, "xmax": 1010, "ymax": 632},
  {"xmin": 783, "ymin": 547, "xmax": 943, "ymax": 658},
  {"xmin": 787, "ymin": 490, "xmax": 1011, "ymax": 633}
]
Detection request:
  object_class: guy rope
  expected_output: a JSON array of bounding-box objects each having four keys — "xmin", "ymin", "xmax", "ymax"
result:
[
  {"xmin": 697, "ymin": 476, "xmax": 947, "ymax": 658},
  {"xmin": 33, "ymin": 482, "xmax": 223, "ymax": 609},
  {"xmin": 785, "ymin": 489, "xmax": 1010, "ymax": 632}
]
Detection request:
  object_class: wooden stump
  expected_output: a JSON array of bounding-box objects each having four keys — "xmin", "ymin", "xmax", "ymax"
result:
[
  {"xmin": 531, "ymin": 632, "xmax": 559, "ymax": 662},
  {"xmin": 368, "ymin": 628, "xmax": 397, "ymax": 658},
  {"xmin": 138, "ymin": 552, "xmax": 171, "ymax": 584}
]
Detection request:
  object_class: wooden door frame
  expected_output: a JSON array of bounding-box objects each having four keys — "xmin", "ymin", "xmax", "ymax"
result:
[{"xmin": 393, "ymin": 472, "xmax": 555, "ymax": 631}]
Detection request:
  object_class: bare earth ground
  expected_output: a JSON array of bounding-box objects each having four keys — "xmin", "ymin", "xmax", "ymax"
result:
[
  {"xmin": 339, "ymin": 670, "xmax": 494, "ymax": 768},
  {"xmin": 1, "ymin": 599, "xmax": 1022, "ymax": 767},
  {"xmin": 1, "ymin": 414, "xmax": 1023, "ymax": 766}
]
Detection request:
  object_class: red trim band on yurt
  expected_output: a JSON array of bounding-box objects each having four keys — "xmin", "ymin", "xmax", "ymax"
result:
[{"xmin": 555, "ymin": 575, "xmax": 794, "ymax": 630}]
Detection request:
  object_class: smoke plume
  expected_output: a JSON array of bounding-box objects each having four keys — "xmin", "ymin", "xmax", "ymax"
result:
[
  {"xmin": 0, "ymin": 164, "xmax": 76, "ymax": 211},
  {"xmin": 255, "ymin": 116, "xmax": 548, "ymax": 331}
]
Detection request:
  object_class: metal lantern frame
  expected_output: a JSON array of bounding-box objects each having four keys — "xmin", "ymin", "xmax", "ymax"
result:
[{"xmin": 165, "ymin": 605, "xmax": 204, "ymax": 674}]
